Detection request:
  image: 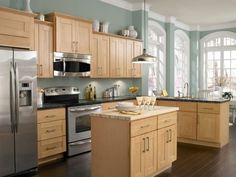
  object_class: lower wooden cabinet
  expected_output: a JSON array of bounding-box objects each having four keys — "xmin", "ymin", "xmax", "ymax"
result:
[
  {"xmin": 91, "ymin": 111, "xmax": 178, "ymax": 177},
  {"xmin": 178, "ymin": 112, "xmax": 197, "ymax": 139},
  {"xmin": 157, "ymin": 125, "xmax": 177, "ymax": 170},
  {"xmin": 37, "ymin": 108, "xmax": 66, "ymax": 164},
  {"xmin": 131, "ymin": 131, "xmax": 157, "ymax": 177}
]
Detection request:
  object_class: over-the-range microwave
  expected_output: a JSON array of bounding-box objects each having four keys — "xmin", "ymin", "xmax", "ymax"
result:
[{"xmin": 53, "ymin": 52, "xmax": 91, "ymax": 77}]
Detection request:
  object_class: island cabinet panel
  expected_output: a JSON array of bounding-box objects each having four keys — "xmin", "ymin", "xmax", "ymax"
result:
[
  {"xmin": 91, "ymin": 109, "xmax": 178, "ymax": 177},
  {"xmin": 0, "ymin": 7, "xmax": 34, "ymax": 49},
  {"xmin": 178, "ymin": 112, "xmax": 197, "ymax": 139}
]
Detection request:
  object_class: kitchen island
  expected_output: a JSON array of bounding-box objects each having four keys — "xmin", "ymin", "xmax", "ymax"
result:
[{"xmin": 91, "ymin": 106, "xmax": 179, "ymax": 177}]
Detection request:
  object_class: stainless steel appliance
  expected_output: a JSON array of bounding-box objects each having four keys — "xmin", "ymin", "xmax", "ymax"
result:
[
  {"xmin": 0, "ymin": 47, "xmax": 37, "ymax": 177},
  {"xmin": 53, "ymin": 52, "xmax": 91, "ymax": 77},
  {"xmin": 67, "ymin": 104, "xmax": 101, "ymax": 156},
  {"xmin": 43, "ymin": 86, "xmax": 101, "ymax": 156}
]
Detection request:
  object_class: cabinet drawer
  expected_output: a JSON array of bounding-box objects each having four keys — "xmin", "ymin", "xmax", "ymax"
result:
[
  {"xmin": 37, "ymin": 108, "xmax": 65, "ymax": 123},
  {"xmin": 38, "ymin": 136, "xmax": 66, "ymax": 159},
  {"xmin": 198, "ymin": 103, "xmax": 220, "ymax": 114},
  {"xmin": 157, "ymin": 101, "xmax": 177, "ymax": 107},
  {"xmin": 158, "ymin": 112, "xmax": 177, "ymax": 129},
  {"xmin": 38, "ymin": 120, "xmax": 65, "ymax": 141},
  {"xmin": 131, "ymin": 117, "xmax": 157, "ymax": 137},
  {"xmin": 177, "ymin": 102, "xmax": 197, "ymax": 112}
]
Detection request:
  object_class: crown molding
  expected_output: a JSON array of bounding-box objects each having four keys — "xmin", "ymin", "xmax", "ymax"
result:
[
  {"xmin": 100, "ymin": 0, "xmax": 236, "ymax": 32},
  {"xmin": 99, "ymin": 0, "xmax": 133, "ymax": 11}
]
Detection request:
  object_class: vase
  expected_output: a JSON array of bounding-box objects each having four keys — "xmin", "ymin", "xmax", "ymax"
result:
[
  {"xmin": 128, "ymin": 25, "xmax": 138, "ymax": 38},
  {"xmin": 24, "ymin": 0, "xmax": 32, "ymax": 13},
  {"xmin": 93, "ymin": 19, "xmax": 100, "ymax": 32},
  {"xmin": 101, "ymin": 21, "xmax": 110, "ymax": 33}
]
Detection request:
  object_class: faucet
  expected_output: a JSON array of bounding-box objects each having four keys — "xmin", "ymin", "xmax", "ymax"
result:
[{"xmin": 184, "ymin": 82, "xmax": 189, "ymax": 98}]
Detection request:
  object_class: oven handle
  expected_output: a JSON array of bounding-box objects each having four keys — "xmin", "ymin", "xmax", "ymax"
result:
[
  {"xmin": 69, "ymin": 106, "xmax": 101, "ymax": 112},
  {"xmin": 70, "ymin": 139, "xmax": 91, "ymax": 146}
]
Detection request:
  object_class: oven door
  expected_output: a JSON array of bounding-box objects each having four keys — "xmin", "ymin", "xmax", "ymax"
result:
[
  {"xmin": 67, "ymin": 105, "xmax": 101, "ymax": 143},
  {"xmin": 54, "ymin": 58, "xmax": 91, "ymax": 77}
]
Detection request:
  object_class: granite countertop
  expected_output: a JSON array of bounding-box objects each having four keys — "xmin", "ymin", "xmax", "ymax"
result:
[
  {"xmin": 156, "ymin": 96, "xmax": 230, "ymax": 103},
  {"xmin": 91, "ymin": 106, "xmax": 179, "ymax": 121},
  {"xmin": 37, "ymin": 96, "xmax": 136, "ymax": 110}
]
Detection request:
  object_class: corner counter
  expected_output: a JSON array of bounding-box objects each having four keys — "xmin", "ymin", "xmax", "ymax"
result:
[{"xmin": 91, "ymin": 106, "xmax": 179, "ymax": 177}]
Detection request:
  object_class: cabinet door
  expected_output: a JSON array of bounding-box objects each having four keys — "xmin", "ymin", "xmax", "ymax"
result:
[
  {"xmin": 133, "ymin": 41, "xmax": 142, "ymax": 77},
  {"xmin": 131, "ymin": 135, "xmax": 145, "ymax": 177},
  {"xmin": 36, "ymin": 23, "xmax": 53, "ymax": 78},
  {"xmin": 126, "ymin": 39, "xmax": 134, "ymax": 77},
  {"xmin": 197, "ymin": 113, "xmax": 220, "ymax": 143},
  {"xmin": 56, "ymin": 17, "xmax": 75, "ymax": 53},
  {"xmin": 178, "ymin": 111, "xmax": 197, "ymax": 139},
  {"xmin": 167, "ymin": 124, "xmax": 177, "ymax": 162},
  {"xmin": 110, "ymin": 37, "xmax": 126, "ymax": 77},
  {"xmin": 144, "ymin": 131, "xmax": 157, "ymax": 177},
  {"xmin": 91, "ymin": 34, "xmax": 109, "ymax": 78},
  {"xmin": 157, "ymin": 127, "xmax": 169, "ymax": 170},
  {"xmin": 76, "ymin": 21, "xmax": 92, "ymax": 54}
]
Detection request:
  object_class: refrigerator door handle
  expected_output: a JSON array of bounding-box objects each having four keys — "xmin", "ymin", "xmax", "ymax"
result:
[
  {"xmin": 10, "ymin": 62, "xmax": 15, "ymax": 133},
  {"xmin": 15, "ymin": 63, "xmax": 20, "ymax": 133}
]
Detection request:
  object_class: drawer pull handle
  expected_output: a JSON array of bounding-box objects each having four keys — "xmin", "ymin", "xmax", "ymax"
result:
[
  {"xmin": 142, "ymin": 138, "xmax": 146, "ymax": 153},
  {"xmin": 140, "ymin": 125, "xmax": 150, "ymax": 129},
  {"xmin": 203, "ymin": 108, "xmax": 213, "ymax": 110},
  {"xmin": 45, "ymin": 115, "xmax": 56, "ymax": 118},
  {"xmin": 46, "ymin": 129, "xmax": 56, "ymax": 133},
  {"xmin": 164, "ymin": 120, "xmax": 170, "ymax": 123},
  {"xmin": 46, "ymin": 146, "xmax": 57, "ymax": 151}
]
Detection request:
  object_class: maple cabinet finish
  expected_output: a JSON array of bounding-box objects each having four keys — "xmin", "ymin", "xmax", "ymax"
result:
[
  {"xmin": 46, "ymin": 12, "xmax": 92, "ymax": 54},
  {"xmin": 37, "ymin": 108, "xmax": 66, "ymax": 164},
  {"xmin": 91, "ymin": 34, "xmax": 110, "ymax": 78},
  {"xmin": 158, "ymin": 100, "xmax": 229, "ymax": 147},
  {"xmin": 91, "ymin": 109, "xmax": 178, "ymax": 177},
  {"xmin": 34, "ymin": 20, "xmax": 53, "ymax": 78},
  {"xmin": 0, "ymin": 6, "xmax": 34, "ymax": 49}
]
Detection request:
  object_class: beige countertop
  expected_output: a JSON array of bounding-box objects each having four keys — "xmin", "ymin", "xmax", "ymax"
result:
[{"xmin": 91, "ymin": 106, "xmax": 179, "ymax": 121}]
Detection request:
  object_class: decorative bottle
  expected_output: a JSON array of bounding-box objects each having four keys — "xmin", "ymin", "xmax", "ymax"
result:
[
  {"xmin": 24, "ymin": 0, "xmax": 32, "ymax": 13},
  {"xmin": 128, "ymin": 26, "xmax": 138, "ymax": 38}
]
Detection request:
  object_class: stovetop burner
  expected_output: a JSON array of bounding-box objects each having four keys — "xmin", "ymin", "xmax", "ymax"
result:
[{"xmin": 43, "ymin": 86, "xmax": 80, "ymax": 104}]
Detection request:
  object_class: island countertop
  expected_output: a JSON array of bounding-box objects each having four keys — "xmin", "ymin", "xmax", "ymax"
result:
[{"xmin": 91, "ymin": 106, "xmax": 179, "ymax": 121}]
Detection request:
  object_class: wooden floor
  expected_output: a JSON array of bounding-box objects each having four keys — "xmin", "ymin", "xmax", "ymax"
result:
[{"xmin": 34, "ymin": 125, "xmax": 236, "ymax": 177}]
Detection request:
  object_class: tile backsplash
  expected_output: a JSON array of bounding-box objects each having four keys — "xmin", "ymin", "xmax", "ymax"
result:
[{"xmin": 38, "ymin": 78, "xmax": 141, "ymax": 99}]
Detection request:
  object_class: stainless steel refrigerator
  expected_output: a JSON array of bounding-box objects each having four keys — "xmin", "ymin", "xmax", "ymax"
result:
[{"xmin": 0, "ymin": 47, "xmax": 37, "ymax": 176}]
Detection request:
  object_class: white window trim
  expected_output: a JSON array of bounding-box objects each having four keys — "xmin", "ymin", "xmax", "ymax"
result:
[
  {"xmin": 200, "ymin": 31, "xmax": 236, "ymax": 90},
  {"xmin": 148, "ymin": 20, "xmax": 166, "ymax": 91},
  {"xmin": 174, "ymin": 29, "xmax": 190, "ymax": 95}
]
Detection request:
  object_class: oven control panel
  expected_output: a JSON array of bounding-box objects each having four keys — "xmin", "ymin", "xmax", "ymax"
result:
[{"xmin": 44, "ymin": 87, "xmax": 80, "ymax": 96}]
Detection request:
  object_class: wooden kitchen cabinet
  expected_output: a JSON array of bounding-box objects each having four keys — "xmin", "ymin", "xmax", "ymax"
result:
[
  {"xmin": 131, "ymin": 131, "xmax": 157, "ymax": 177},
  {"xmin": 0, "ymin": 6, "xmax": 34, "ymax": 49},
  {"xmin": 126, "ymin": 40, "xmax": 142, "ymax": 78},
  {"xmin": 157, "ymin": 113, "xmax": 177, "ymax": 171},
  {"xmin": 34, "ymin": 20, "xmax": 53, "ymax": 78},
  {"xmin": 37, "ymin": 108, "xmax": 66, "ymax": 164},
  {"xmin": 110, "ymin": 37, "xmax": 126, "ymax": 77},
  {"xmin": 91, "ymin": 33, "xmax": 110, "ymax": 77},
  {"xmin": 46, "ymin": 13, "xmax": 92, "ymax": 54},
  {"xmin": 158, "ymin": 99, "xmax": 229, "ymax": 147},
  {"xmin": 91, "ymin": 110, "xmax": 178, "ymax": 177}
]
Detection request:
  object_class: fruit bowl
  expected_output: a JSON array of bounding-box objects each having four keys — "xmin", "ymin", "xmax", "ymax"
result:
[{"xmin": 128, "ymin": 86, "xmax": 139, "ymax": 94}]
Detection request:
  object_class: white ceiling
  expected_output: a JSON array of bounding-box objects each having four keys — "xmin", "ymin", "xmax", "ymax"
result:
[{"xmin": 124, "ymin": 0, "xmax": 236, "ymax": 26}]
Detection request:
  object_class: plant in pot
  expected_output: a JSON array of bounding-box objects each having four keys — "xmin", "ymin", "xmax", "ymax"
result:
[{"xmin": 222, "ymin": 92, "xmax": 233, "ymax": 100}]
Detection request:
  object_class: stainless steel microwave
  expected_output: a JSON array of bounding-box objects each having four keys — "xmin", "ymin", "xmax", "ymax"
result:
[{"xmin": 53, "ymin": 52, "xmax": 91, "ymax": 77}]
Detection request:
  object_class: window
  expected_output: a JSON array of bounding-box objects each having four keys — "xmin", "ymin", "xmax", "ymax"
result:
[
  {"xmin": 148, "ymin": 21, "xmax": 166, "ymax": 96},
  {"xmin": 174, "ymin": 30, "xmax": 190, "ymax": 96},
  {"xmin": 201, "ymin": 31, "xmax": 236, "ymax": 98}
]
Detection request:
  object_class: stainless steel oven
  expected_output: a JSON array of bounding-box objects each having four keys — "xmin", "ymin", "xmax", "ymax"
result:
[
  {"xmin": 53, "ymin": 52, "xmax": 91, "ymax": 77},
  {"xmin": 67, "ymin": 104, "xmax": 101, "ymax": 156}
]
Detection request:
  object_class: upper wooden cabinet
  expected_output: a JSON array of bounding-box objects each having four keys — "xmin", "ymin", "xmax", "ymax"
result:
[
  {"xmin": 91, "ymin": 34, "xmax": 110, "ymax": 78},
  {"xmin": 34, "ymin": 20, "xmax": 53, "ymax": 78},
  {"xmin": 110, "ymin": 37, "xmax": 126, "ymax": 77},
  {"xmin": 0, "ymin": 6, "xmax": 34, "ymax": 49},
  {"xmin": 126, "ymin": 40, "xmax": 142, "ymax": 78},
  {"xmin": 46, "ymin": 12, "xmax": 92, "ymax": 54}
]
